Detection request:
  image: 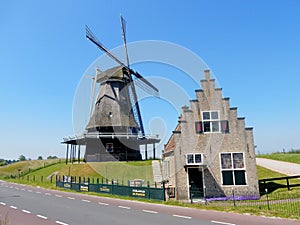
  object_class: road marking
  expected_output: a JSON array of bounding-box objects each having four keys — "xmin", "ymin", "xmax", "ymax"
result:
[
  {"xmin": 173, "ymin": 214, "xmax": 192, "ymax": 219},
  {"xmin": 37, "ymin": 214, "xmax": 48, "ymax": 220},
  {"xmin": 28, "ymin": 190, "xmax": 33, "ymax": 192},
  {"xmin": 142, "ymin": 210, "xmax": 158, "ymax": 214},
  {"xmin": 22, "ymin": 209, "xmax": 31, "ymax": 214},
  {"xmin": 55, "ymin": 194, "xmax": 62, "ymax": 198},
  {"xmin": 36, "ymin": 191, "xmax": 41, "ymax": 194},
  {"xmin": 118, "ymin": 205, "xmax": 131, "ymax": 209},
  {"xmin": 15, "ymin": 187, "xmax": 19, "ymax": 190},
  {"xmin": 82, "ymin": 199, "xmax": 91, "ymax": 203},
  {"xmin": 67, "ymin": 197, "xmax": 75, "ymax": 200},
  {"xmin": 10, "ymin": 205, "xmax": 17, "ymax": 209},
  {"xmin": 0, "ymin": 202, "xmax": 6, "ymax": 206},
  {"xmin": 98, "ymin": 202, "xmax": 109, "ymax": 206},
  {"xmin": 45, "ymin": 193, "xmax": 52, "ymax": 196},
  {"xmin": 212, "ymin": 221, "xmax": 235, "ymax": 225},
  {"xmin": 56, "ymin": 220, "xmax": 69, "ymax": 225},
  {"xmin": 21, "ymin": 188, "xmax": 25, "ymax": 191}
]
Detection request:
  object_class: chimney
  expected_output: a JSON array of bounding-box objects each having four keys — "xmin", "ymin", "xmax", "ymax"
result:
[{"xmin": 204, "ymin": 69, "xmax": 210, "ymax": 81}]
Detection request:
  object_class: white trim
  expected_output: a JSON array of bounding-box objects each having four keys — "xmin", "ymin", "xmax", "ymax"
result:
[
  {"xmin": 219, "ymin": 152, "xmax": 247, "ymax": 186},
  {"xmin": 201, "ymin": 110, "xmax": 221, "ymax": 133},
  {"xmin": 185, "ymin": 153, "xmax": 203, "ymax": 165}
]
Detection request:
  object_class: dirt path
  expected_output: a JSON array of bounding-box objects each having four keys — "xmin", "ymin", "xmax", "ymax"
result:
[{"xmin": 256, "ymin": 158, "xmax": 300, "ymax": 176}]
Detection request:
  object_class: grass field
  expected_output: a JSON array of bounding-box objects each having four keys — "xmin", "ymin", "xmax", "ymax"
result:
[
  {"xmin": 88, "ymin": 160, "xmax": 154, "ymax": 185},
  {"xmin": 0, "ymin": 159, "xmax": 61, "ymax": 178},
  {"xmin": 257, "ymin": 153, "xmax": 300, "ymax": 164}
]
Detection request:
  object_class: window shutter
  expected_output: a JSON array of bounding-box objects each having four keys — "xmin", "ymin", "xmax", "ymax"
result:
[
  {"xmin": 221, "ymin": 120, "xmax": 229, "ymax": 133},
  {"xmin": 195, "ymin": 122, "xmax": 203, "ymax": 134}
]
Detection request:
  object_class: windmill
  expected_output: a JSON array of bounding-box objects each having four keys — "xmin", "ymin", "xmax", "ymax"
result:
[{"xmin": 80, "ymin": 16, "xmax": 160, "ymax": 162}]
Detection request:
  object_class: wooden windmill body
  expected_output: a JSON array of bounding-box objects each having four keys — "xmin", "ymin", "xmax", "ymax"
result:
[{"xmin": 62, "ymin": 17, "xmax": 160, "ymax": 162}]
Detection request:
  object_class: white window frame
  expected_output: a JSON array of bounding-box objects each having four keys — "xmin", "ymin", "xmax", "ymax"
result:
[
  {"xmin": 219, "ymin": 152, "xmax": 247, "ymax": 186},
  {"xmin": 201, "ymin": 111, "xmax": 221, "ymax": 133},
  {"xmin": 185, "ymin": 153, "xmax": 203, "ymax": 165}
]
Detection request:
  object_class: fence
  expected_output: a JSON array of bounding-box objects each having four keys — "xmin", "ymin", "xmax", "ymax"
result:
[
  {"xmin": 56, "ymin": 176, "xmax": 165, "ymax": 201},
  {"xmin": 203, "ymin": 188, "xmax": 300, "ymax": 218},
  {"xmin": 259, "ymin": 175, "xmax": 300, "ymax": 191}
]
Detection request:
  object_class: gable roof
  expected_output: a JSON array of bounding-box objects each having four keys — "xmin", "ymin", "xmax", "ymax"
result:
[{"xmin": 164, "ymin": 123, "xmax": 181, "ymax": 153}]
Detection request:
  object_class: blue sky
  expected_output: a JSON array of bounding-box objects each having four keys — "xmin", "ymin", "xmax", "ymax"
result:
[{"xmin": 1, "ymin": 0, "xmax": 300, "ymax": 159}]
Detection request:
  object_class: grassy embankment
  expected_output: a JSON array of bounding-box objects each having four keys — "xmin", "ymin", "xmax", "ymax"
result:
[
  {"xmin": 257, "ymin": 152, "xmax": 300, "ymax": 164},
  {"xmin": 0, "ymin": 159, "xmax": 154, "ymax": 188}
]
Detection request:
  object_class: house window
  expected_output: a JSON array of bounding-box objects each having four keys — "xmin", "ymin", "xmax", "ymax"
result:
[
  {"xmin": 106, "ymin": 143, "xmax": 113, "ymax": 153},
  {"xmin": 186, "ymin": 153, "xmax": 202, "ymax": 165},
  {"xmin": 220, "ymin": 153, "xmax": 246, "ymax": 185},
  {"xmin": 195, "ymin": 112, "xmax": 229, "ymax": 134},
  {"xmin": 202, "ymin": 111, "xmax": 220, "ymax": 133}
]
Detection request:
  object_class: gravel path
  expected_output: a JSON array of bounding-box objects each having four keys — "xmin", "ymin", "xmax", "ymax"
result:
[{"xmin": 256, "ymin": 157, "xmax": 300, "ymax": 176}]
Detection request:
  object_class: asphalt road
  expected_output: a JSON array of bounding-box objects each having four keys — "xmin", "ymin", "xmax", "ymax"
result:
[{"xmin": 0, "ymin": 180, "xmax": 299, "ymax": 225}]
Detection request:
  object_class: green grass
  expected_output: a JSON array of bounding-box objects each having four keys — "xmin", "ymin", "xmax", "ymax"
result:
[
  {"xmin": 0, "ymin": 159, "xmax": 61, "ymax": 178},
  {"xmin": 257, "ymin": 153, "xmax": 300, "ymax": 164},
  {"xmin": 88, "ymin": 160, "xmax": 154, "ymax": 185}
]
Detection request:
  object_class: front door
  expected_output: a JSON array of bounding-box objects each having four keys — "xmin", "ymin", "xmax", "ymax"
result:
[{"xmin": 188, "ymin": 168, "xmax": 203, "ymax": 199}]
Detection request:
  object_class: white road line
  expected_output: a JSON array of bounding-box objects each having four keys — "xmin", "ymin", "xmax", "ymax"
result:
[
  {"xmin": 173, "ymin": 214, "xmax": 192, "ymax": 219},
  {"xmin": 98, "ymin": 202, "xmax": 109, "ymax": 206},
  {"xmin": 55, "ymin": 195, "xmax": 62, "ymax": 198},
  {"xmin": 15, "ymin": 187, "xmax": 19, "ymax": 190},
  {"xmin": 212, "ymin": 221, "xmax": 235, "ymax": 225},
  {"xmin": 37, "ymin": 214, "xmax": 48, "ymax": 220},
  {"xmin": 142, "ymin": 210, "xmax": 158, "ymax": 214},
  {"xmin": 56, "ymin": 220, "xmax": 69, "ymax": 225},
  {"xmin": 82, "ymin": 199, "xmax": 91, "ymax": 203},
  {"xmin": 28, "ymin": 190, "xmax": 33, "ymax": 192},
  {"xmin": 45, "ymin": 193, "xmax": 51, "ymax": 196},
  {"xmin": 21, "ymin": 188, "xmax": 25, "ymax": 191},
  {"xmin": 118, "ymin": 205, "xmax": 131, "ymax": 210},
  {"xmin": 22, "ymin": 209, "xmax": 31, "ymax": 214},
  {"xmin": 0, "ymin": 202, "xmax": 6, "ymax": 206},
  {"xmin": 67, "ymin": 197, "xmax": 75, "ymax": 200},
  {"xmin": 36, "ymin": 191, "xmax": 41, "ymax": 194},
  {"xmin": 10, "ymin": 206, "xmax": 17, "ymax": 209}
]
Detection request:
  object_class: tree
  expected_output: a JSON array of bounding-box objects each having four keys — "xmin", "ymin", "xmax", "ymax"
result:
[
  {"xmin": 37, "ymin": 156, "xmax": 43, "ymax": 160},
  {"xmin": 47, "ymin": 156, "xmax": 58, "ymax": 159},
  {"xmin": 19, "ymin": 155, "xmax": 26, "ymax": 161}
]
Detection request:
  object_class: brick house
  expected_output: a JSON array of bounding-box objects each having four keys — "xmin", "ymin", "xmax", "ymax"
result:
[{"xmin": 162, "ymin": 70, "xmax": 259, "ymax": 201}]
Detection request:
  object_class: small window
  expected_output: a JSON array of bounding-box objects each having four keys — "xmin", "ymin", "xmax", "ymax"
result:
[
  {"xmin": 221, "ymin": 153, "xmax": 232, "ymax": 169},
  {"xmin": 203, "ymin": 112, "xmax": 210, "ymax": 120},
  {"xmin": 195, "ymin": 154, "xmax": 202, "ymax": 163},
  {"xmin": 222, "ymin": 171, "xmax": 234, "ymax": 185},
  {"xmin": 211, "ymin": 111, "xmax": 219, "ymax": 120},
  {"xmin": 106, "ymin": 143, "xmax": 113, "ymax": 153},
  {"xmin": 186, "ymin": 153, "xmax": 203, "ymax": 165},
  {"xmin": 187, "ymin": 155, "xmax": 194, "ymax": 164}
]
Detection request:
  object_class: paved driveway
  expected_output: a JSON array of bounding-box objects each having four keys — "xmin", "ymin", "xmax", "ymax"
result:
[{"xmin": 256, "ymin": 158, "xmax": 300, "ymax": 176}]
